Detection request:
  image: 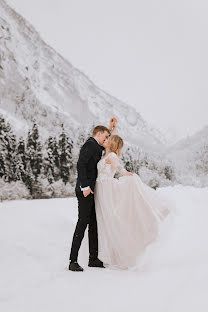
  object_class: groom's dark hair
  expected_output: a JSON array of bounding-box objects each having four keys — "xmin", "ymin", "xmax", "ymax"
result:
[{"xmin": 93, "ymin": 125, "xmax": 110, "ymax": 136}]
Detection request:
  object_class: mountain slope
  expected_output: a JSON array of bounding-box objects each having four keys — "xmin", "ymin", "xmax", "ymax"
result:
[
  {"xmin": 167, "ymin": 125, "xmax": 208, "ymax": 164},
  {"xmin": 164, "ymin": 125, "xmax": 208, "ymax": 186},
  {"xmin": 0, "ymin": 0, "xmax": 165, "ymax": 149}
]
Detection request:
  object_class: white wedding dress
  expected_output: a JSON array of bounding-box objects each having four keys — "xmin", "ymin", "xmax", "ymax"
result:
[{"xmin": 94, "ymin": 152, "xmax": 170, "ymax": 269}]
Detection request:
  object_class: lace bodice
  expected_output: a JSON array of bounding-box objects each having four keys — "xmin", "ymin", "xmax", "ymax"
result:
[{"xmin": 97, "ymin": 152, "xmax": 127, "ymax": 180}]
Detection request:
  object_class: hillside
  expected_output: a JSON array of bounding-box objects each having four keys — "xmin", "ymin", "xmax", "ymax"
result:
[{"xmin": 0, "ymin": 0, "xmax": 165, "ymax": 149}]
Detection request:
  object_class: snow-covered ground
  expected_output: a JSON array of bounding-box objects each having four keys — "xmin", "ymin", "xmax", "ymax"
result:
[{"xmin": 0, "ymin": 185, "xmax": 208, "ymax": 312}]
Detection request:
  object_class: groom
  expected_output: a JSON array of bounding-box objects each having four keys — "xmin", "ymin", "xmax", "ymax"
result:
[{"xmin": 69, "ymin": 119, "xmax": 115, "ymax": 271}]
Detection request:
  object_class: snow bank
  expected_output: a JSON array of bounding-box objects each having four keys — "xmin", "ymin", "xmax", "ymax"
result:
[{"xmin": 0, "ymin": 185, "xmax": 208, "ymax": 312}]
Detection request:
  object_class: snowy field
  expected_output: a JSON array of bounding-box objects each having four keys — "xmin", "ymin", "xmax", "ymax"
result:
[{"xmin": 0, "ymin": 185, "xmax": 208, "ymax": 312}]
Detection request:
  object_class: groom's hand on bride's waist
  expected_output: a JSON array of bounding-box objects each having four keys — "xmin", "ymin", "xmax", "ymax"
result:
[{"xmin": 83, "ymin": 188, "xmax": 94, "ymax": 197}]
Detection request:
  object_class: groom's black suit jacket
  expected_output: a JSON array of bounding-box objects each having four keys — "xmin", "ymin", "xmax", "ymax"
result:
[{"xmin": 75, "ymin": 137, "xmax": 104, "ymax": 194}]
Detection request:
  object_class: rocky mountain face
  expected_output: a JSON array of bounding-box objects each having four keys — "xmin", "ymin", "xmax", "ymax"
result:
[{"xmin": 0, "ymin": 0, "xmax": 165, "ymax": 149}]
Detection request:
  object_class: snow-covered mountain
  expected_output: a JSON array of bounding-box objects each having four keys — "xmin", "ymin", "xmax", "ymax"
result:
[
  {"xmin": 0, "ymin": 0, "xmax": 165, "ymax": 149},
  {"xmin": 167, "ymin": 125, "xmax": 208, "ymax": 163},
  {"xmin": 164, "ymin": 125, "xmax": 208, "ymax": 186}
]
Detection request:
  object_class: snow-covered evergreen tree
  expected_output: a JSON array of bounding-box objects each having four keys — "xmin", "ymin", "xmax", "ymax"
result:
[
  {"xmin": 24, "ymin": 161, "xmax": 35, "ymax": 195},
  {"xmin": 16, "ymin": 137, "xmax": 27, "ymax": 182},
  {"xmin": 0, "ymin": 152, "xmax": 5, "ymax": 178},
  {"xmin": 47, "ymin": 166, "xmax": 54, "ymax": 184},
  {"xmin": 196, "ymin": 143, "xmax": 208, "ymax": 174},
  {"xmin": 0, "ymin": 116, "xmax": 18, "ymax": 182},
  {"xmin": 58, "ymin": 124, "xmax": 73, "ymax": 184},
  {"xmin": 44, "ymin": 136, "xmax": 60, "ymax": 183},
  {"xmin": 121, "ymin": 144, "xmax": 175, "ymax": 188},
  {"xmin": 26, "ymin": 121, "xmax": 43, "ymax": 180}
]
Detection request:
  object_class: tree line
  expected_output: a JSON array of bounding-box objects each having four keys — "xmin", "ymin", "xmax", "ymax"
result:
[
  {"xmin": 0, "ymin": 115, "xmax": 176, "ymax": 200},
  {"xmin": 0, "ymin": 116, "xmax": 74, "ymax": 198}
]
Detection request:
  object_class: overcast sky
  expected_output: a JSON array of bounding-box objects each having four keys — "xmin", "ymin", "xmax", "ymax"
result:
[{"xmin": 6, "ymin": 0, "xmax": 208, "ymax": 142}]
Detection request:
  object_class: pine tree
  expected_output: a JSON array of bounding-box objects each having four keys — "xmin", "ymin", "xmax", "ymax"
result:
[
  {"xmin": 122, "ymin": 147, "xmax": 135, "ymax": 172},
  {"xmin": 196, "ymin": 143, "xmax": 208, "ymax": 174},
  {"xmin": 15, "ymin": 137, "xmax": 27, "ymax": 182},
  {"xmin": 23, "ymin": 158, "xmax": 43, "ymax": 199},
  {"xmin": 16, "ymin": 157, "xmax": 24, "ymax": 180},
  {"xmin": 47, "ymin": 166, "xmax": 54, "ymax": 184},
  {"xmin": 44, "ymin": 136, "xmax": 60, "ymax": 183},
  {"xmin": 0, "ymin": 116, "xmax": 18, "ymax": 182},
  {"xmin": 17, "ymin": 137, "xmax": 26, "ymax": 169},
  {"xmin": 26, "ymin": 121, "xmax": 43, "ymax": 180},
  {"xmin": 58, "ymin": 124, "xmax": 73, "ymax": 184},
  {"xmin": 0, "ymin": 152, "xmax": 5, "ymax": 178},
  {"xmin": 163, "ymin": 165, "xmax": 174, "ymax": 181}
]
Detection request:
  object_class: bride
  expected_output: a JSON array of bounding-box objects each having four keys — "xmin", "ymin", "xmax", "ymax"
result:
[{"xmin": 94, "ymin": 132, "xmax": 170, "ymax": 270}]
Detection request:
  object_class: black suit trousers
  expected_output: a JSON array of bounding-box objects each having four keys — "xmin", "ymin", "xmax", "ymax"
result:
[{"xmin": 69, "ymin": 191, "xmax": 98, "ymax": 262}]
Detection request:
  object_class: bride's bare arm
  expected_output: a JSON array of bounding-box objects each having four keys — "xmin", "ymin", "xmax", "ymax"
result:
[
  {"xmin": 108, "ymin": 118, "xmax": 117, "ymax": 135},
  {"xmin": 111, "ymin": 123, "xmax": 117, "ymax": 135}
]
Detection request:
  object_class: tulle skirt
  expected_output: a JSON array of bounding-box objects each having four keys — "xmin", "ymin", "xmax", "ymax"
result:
[{"xmin": 94, "ymin": 173, "xmax": 170, "ymax": 269}]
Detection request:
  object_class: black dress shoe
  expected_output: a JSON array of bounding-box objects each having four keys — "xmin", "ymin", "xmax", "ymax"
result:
[
  {"xmin": 88, "ymin": 258, "xmax": 105, "ymax": 268},
  {"xmin": 69, "ymin": 262, "xmax": 84, "ymax": 272}
]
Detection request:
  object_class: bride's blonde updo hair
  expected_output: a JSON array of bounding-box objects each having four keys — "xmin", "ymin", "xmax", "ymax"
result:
[{"xmin": 108, "ymin": 135, "xmax": 124, "ymax": 157}]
